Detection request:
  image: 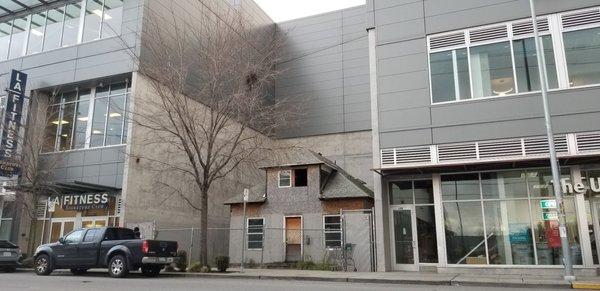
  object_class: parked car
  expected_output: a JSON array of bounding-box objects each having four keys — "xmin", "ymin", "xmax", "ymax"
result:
[
  {"xmin": 0, "ymin": 240, "xmax": 21, "ymax": 272},
  {"xmin": 33, "ymin": 227, "xmax": 178, "ymax": 278}
]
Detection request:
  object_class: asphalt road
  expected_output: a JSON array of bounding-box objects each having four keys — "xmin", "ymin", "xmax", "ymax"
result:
[{"xmin": 0, "ymin": 270, "xmax": 563, "ymax": 291}]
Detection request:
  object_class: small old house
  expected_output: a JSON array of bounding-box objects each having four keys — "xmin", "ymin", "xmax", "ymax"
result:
[{"xmin": 225, "ymin": 150, "xmax": 374, "ymax": 268}]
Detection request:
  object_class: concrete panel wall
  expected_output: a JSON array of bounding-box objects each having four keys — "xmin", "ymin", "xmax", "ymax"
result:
[
  {"xmin": 0, "ymin": 0, "xmax": 143, "ymax": 92},
  {"xmin": 275, "ymin": 5, "xmax": 371, "ymax": 138},
  {"xmin": 372, "ymin": 0, "xmax": 600, "ymax": 149}
]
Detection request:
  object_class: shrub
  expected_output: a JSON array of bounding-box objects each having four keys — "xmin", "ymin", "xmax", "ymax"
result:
[
  {"xmin": 187, "ymin": 262, "xmax": 203, "ymax": 273},
  {"xmin": 215, "ymin": 256, "xmax": 229, "ymax": 272},
  {"xmin": 175, "ymin": 250, "xmax": 187, "ymax": 272},
  {"xmin": 295, "ymin": 260, "xmax": 316, "ymax": 270}
]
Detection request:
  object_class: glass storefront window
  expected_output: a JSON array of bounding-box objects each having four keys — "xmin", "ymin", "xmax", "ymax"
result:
[
  {"xmin": 0, "ymin": 201, "xmax": 15, "ymax": 241},
  {"xmin": 470, "ymin": 42, "xmax": 515, "ymax": 98},
  {"xmin": 390, "ymin": 181, "xmax": 413, "ymax": 205},
  {"xmin": 564, "ymin": 27, "xmax": 600, "ymax": 87},
  {"xmin": 444, "ymin": 201, "xmax": 486, "ymax": 264},
  {"xmin": 481, "ymin": 171, "xmax": 528, "ymax": 199},
  {"xmin": 513, "ymin": 36, "xmax": 558, "ymax": 92},
  {"xmin": 441, "ymin": 173, "xmax": 480, "ymax": 201},
  {"xmin": 9, "ymin": 16, "xmax": 28, "ymax": 59},
  {"xmin": 484, "ymin": 200, "xmax": 534, "ymax": 265},
  {"xmin": 27, "ymin": 12, "xmax": 46, "ymax": 55},
  {"xmin": 0, "ymin": 21, "xmax": 10, "ymax": 60},
  {"xmin": 83, "ymin": 0, "xmax": 103, "ymax": 42},
  {"xmin": 102, "ymin": 0, "xmax": 124, "ymax": 38},
  {"xmin": 62, "ymin": 4, "xmax": 81, "ymax": 47},
  {"xmin": 43, "ymin": 8, "xmax": 64, "ymax": 51},
  {"xmin": 416, "ymin": 205, "xmax": 437, "ymax": 263}
]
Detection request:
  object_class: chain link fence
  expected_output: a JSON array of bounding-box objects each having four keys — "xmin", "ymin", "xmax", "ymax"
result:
[{"xmin": 154, "ymin": 210, "xmax": 375, "ymax": 271}]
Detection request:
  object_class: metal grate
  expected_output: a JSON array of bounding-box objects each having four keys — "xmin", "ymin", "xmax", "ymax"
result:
[
  {"xmin": 469, "ymin": 25, "xmax": 508, "ymax": 43},
  {"xmin": 524, "ymin": 135, "xmax": 568, "ymax": 155},
  {"xmin": 429, "ymin": 32, "xmax": 466, "ymax": 50},
  {"xmin": 562, "ymin": 8, "xmax": 600, "ymax": 29},
  {"xmin": 395, "ymin": 146, "xmax": 431, "ymax": 164},
  {"xmin": 381, "ymin": 149, "xmax": 395, "ymax": 166},
  {"xmin": 478, "ymin": 139, "xmax": 523, "ymax": 159},
  {"xmin": 576, "ymin": 132, "xmax": 600, "ymax": 152},
  {"xmin": 437, "ymin": 143, "xmax": 477, "ymax": 162},
  {"xmin": 512, "ymin": 19, "xmax": 550, "ymax": 36}
]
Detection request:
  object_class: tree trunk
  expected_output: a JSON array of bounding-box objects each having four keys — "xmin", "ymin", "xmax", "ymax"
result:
[{"xmin": 199, "ymin": 189, "xmax": 209, "ymax": 266}]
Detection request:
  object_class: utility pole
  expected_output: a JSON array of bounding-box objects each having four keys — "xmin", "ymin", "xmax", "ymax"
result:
[
  {"xmin": 241, "ymin": 188, "xmax": 249, "ymax": 273},
  {"xmin": 528, "ymin": 0, "xmax": 574, "ymax": 281}
]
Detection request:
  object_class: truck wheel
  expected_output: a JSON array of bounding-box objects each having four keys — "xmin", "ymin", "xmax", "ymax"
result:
[
  {"xmin": 108, "ymin": 255, "xmax": 129, "ymax": 278},
  {"xmin": 34, "ymin": 254, "xmax": 53, "ymax": 276},
  {"xmin": 141, "ymin": 265, "xmax": 161, "ymax": 277},
  {"xmin": 70, "ymin": 268, "xmax": 88, "ymax": 275}
]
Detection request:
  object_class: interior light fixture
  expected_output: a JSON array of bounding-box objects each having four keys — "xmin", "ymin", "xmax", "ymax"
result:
[
  {"xmin": 92, "ymin": 9, "xmax": 103, "ymax": 17},
  {"xmin": 92, "ymin": 130, "xmax": 102, "ymax": 134},
  {"xmin": 77, "ymin": 117, "xmax": 89, "ymax": 121},
  {"xmin": 51, "ymin": 120, "xmax": 69, "ymax": 125},
  {"xmin": 30, "ymin": 29, "xmax": 44, "ymax": 36},
  {"xmin": 109, "ymin": 112, "xmax": 121, "ymax": 117}
]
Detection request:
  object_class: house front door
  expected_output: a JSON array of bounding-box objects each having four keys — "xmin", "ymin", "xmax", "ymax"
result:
[{"xmin": 285, "ymin": 216, "xmax": 302, "ymax": 262}]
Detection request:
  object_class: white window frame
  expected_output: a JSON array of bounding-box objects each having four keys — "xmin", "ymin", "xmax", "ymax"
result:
[
  {"xmin": 427, "ymin": 6, "xmax": 600, "ymax": 105},
  {"xmin": 323, "ymin": 214, "xmax": 342, "ymax": 249},
  {"xmin": 247, "ymin": 217, "xmax": 264, "ymax": 250},
  {"xmin": 278, "ymin": 170, "xmax": 291, "ymax": 188}
]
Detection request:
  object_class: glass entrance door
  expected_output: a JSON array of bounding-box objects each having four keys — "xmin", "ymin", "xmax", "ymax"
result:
[{"xmin": 390, "ymin": 206, "xmax": 418, "ymax": 270}]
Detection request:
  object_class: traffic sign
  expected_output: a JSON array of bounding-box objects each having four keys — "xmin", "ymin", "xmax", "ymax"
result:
[{"xmin": 540, "ymin": 199, "xmax": 557, "ymax": 209}]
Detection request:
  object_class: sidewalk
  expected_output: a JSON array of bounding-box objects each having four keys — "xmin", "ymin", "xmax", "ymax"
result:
[{"xmin": 132, "ymin": 268, "xmax": 600, "ymax": 289}]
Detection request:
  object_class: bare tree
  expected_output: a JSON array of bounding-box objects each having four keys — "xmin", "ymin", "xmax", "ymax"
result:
[{"xmin": 127, "ymin": 1, "xmax": 292, "ymax": 265}]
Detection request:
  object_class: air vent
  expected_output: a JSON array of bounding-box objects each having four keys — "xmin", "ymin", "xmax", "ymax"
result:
[
  {"xmin": 562, "ymin": 8, "xmax": 600, "ymax": 29},
  {"xmin": 512, "ymin": 19, "xmax": 550, "ymax": 36},
  {"xmin": 438, "ymin": 143, "xmax": 477, "ymax": 162},
  {"xmin": 576, "ymin": 132, "xmax": 600, "ymax": 152},
  {"xmin": 381, "ymin": 149, "xmax": 395, "ymax": 165},
  {"xmin": 36, "ymin": 201, "xmax": 47, "ymax": 219},
  {"xmin": 469, "ymin": 25, "xmax": 508, "ymax": 43},
  {"xmin": 395, "ymin": 146, "xmax": 431, "ymax": 164},
  {"xmin": 524, "ymin": 135, "xmax": 568, "ymax": 155},
  {"xmin": 478, "ymin": 139, "xmax": 523, "ymax": 159},
  {"xmin": 429, "ymin": 32, "xmax": 466, "ymax": 50}
]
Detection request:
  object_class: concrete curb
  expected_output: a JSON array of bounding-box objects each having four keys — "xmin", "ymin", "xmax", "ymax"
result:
[{"xmin": 35, "ymin": 269, "xmax": 579, "ymax": 289}]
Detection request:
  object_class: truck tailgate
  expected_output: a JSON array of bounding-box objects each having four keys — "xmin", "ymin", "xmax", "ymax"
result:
[{"xmin": 145, "ymin": 240, "xmax": 177, "ymax": 257}]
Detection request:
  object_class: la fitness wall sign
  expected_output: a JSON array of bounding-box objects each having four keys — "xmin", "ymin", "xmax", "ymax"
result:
[
  {"xmin": 48, "ymin": 193, "xmax": 110, "ymax": 212},
  {"xmin": 561, "ymin": 177, "xmax": 600, "ymax": 195}
]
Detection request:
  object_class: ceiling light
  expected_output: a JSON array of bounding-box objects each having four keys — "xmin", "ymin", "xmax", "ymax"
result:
[
  {"xmin": 77, "ymin": 117, "xmax": 89, "ymax": 121},
  {"xmin": 103, "ymin": 13, "xmax": 112, "ymax": 20},
  {"xmin": 109, "ymin": 112, "xmax": 121, "ymax": 117},
  {"xmin": 31, "ymin": 29, "xmax": 43, "ymax": 36},
  {"xmin": 52, "ymin": 120, "xmax": 69, "ymax": 125},
  {"xmin": 92, "ymin": 9, "xmax": 103, "ymax": 17},
  {"xmin": 92, "ymin": 130, "xmax": 102, "ymax": 134}
]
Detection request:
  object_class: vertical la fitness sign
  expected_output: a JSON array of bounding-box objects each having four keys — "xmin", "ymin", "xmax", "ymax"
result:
[{"xmin": 0, "ymin": 70, "xmax": 27, "ymax": 177}]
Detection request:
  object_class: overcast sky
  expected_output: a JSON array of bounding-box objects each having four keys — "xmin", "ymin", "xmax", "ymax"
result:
[{"xmin": 254, "ymin": 0, "xmax": 366, "ymax": 22}]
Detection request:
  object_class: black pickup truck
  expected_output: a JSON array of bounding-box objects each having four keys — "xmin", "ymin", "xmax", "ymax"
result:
[{"xmin": 33, "ymin": 227, "xmax": 177, "ymax": 278}]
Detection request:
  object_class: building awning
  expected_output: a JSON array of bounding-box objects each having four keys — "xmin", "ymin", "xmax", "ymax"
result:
[
  {"xmin": 54, "ymin": 181, "xmax": 121, "ymax": 194},
  {"xmin": 0, "ymin": 0, "xmax": 65, "ymax": 19}
]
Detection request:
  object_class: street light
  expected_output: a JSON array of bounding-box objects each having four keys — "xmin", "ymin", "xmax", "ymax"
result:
[{"xmin": 528, "ymin": 0, "xmax": 574, "ymax": 281}]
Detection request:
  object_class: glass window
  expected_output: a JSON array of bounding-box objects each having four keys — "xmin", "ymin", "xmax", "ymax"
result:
[
  {"xmin": 470, "ymin": 42, "xmax": 515, "ymax": 98},
  {"xmin": 59, "ymin": 102, "xmax": 76, "ymax": 151},
  {"xmin": 324, "ymin": 215, "xmax": 342, "ymax": 248},
  {"xmin": 62, "ymin": 4, "xmax": 81, "ymax": 47},
  {"xmin": 278, "ymin": 170, "xmax": 291, "ymax": 187},
  {"xmin": 513, "ymin": 36, "xmax": 558, "ymax": 92},
  {"xmin": 0, "ymin": 21, "xmax": 11, "ymax": 60},
  {"xmin": 564, "ymin": 27, "xmax": 600, "ymax": 87},
  {"xmin": 106, "ymin": 95, "xmax": 125, "ymax": 145},
  {"xmin": 484, "ymin": 200, "xmax": 534, "ymax": 265},
  {"xmin": 430, "ymin": 49, "xmax": 471, "ymax": 103},
  {"xmin": 73, "ymin": 92, "xmax": 90, "ymax": 149},
  {"xmin": 441, "ymin": 173, "xmax": 480, "ymax": 201},
  {"xmin": 64, "ymin": 229, "xmax": 85, "ymax": 244},
  {"xmin": 44, "ymin": 8, "xmax": 64, "ymax": 51},
  {"xmin": 481, "ymin": 171, "xmax": 528, "ymax": 199},
  {"xmin": 389, "ymin": 181, "xmax": 413, "ymax": 205},
  {"xmin": 102, "ymin": 0, "xmax": 124, "ymax": 38},
  {"xmin": 43, "ymin": 105, "xmax": 60, "ymax": 152},
  {"xmin": 416, "ymin": 205, "xmax": 438, "ymax": 263},
  {"xmin": 27, "ymin": 12, "xmax": 46, "ymax": 55},
  {"xmin": 530, "ymin": 198, "xmax": 581, "ymax": 265},
  {"xmin": 444, "ymin": 201, "xmax": 486, "ymax": 264},
  {"xmin": 526, "ymin": 169, "xmax": 570, "ymax": 198},
  {"xmin": 248, "ymin": 218, "xmax": 264, "ymax": 249},
  {"xmin": 83, "ymin": 229, "xmax": 99, "ymax": 242},
  {"xmin": 91, "ymin": 97, "xmax": 108, "ymax": 147},
  {"xmin": 83, "ymin": 0, "xmax": 103, "ymax": 42},
  {"xmin": 414, "ymin": 180, "xmax": 434, "ymax": 204},
  {"xmin": 9, "ymin": 16, "xmax": 29, "ymax": 59}
]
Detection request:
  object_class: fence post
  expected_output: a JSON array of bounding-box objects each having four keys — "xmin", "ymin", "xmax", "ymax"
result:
[{"xmin": 189, "ymin": 228, "xmax": 194, "ymax": 267}]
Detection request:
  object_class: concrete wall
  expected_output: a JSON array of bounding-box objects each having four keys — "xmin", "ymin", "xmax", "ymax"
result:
[
  {"xmin": 370, "ymin": 0, "xmax": 600, "ymax": 149},
  {"xmin": 275, "ymin": 5, "xmax": 371, "ymax": 138}
]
